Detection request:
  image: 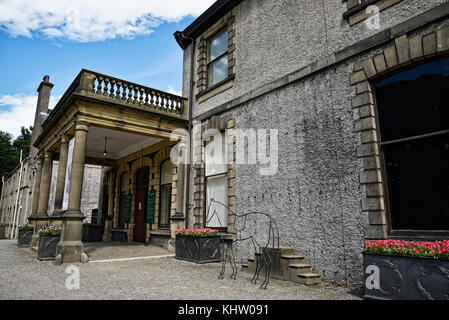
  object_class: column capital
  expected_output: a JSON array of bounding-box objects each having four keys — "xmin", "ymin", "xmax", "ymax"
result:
[
  {"xmin": 60, "ymin": 134, "xmax": 71, "ymax": 143},
  {"xmin": 74, "ymin": 120, "xmax": 89, "ymax": 132},
  {"xmin": 43, "ymin": 151, "xmax": 53, "ymax": 159}
]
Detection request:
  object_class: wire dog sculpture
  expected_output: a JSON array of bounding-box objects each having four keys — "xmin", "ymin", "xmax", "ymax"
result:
[{"xmin": 206, "ymin": 199, "xmax": 279, "ymax": 290}]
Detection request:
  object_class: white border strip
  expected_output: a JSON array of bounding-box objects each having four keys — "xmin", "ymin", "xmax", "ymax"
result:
[{"xmin": 89, "ymin": 254, "xmax": 175, "ymax": 263}]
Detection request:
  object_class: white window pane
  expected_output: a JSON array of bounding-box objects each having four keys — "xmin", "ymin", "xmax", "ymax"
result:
[
  {"xmin": 206, "ymin": 175, "xmax": 228, "ymax": 228},
  {"xmin": 209, "ymin": 56, "xmax": 228, "ymax": 86},
  {"xmin": 210, "ymin": 30, "xmax": 228, "ymax": 61},
  {"xmin": 205, "ymin": 134, "xmax": 227, "ymax": 176},
  {"xmin": 161, "ymin": 161, "xmax": 173, "ymax": 185}
]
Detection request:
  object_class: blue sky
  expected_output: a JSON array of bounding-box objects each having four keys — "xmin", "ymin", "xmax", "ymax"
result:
[{"xmin": 0, "ymin": 0, "xmax": 215, "ymax": 137}]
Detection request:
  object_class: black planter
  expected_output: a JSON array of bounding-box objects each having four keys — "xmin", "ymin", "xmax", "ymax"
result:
[
  {"xmin": 175, "ymin": 235, "xmax": 221, "ymax": 263},
  {"xmin": 17, "ymin": 229, "xmax": 33, "ymax": 246},
  {"xmin": 37, "ymin": 234, "xmax": 61, "ymax": 260},
  {"xmin": 82, "ymin": 225, "xmax": 103, "ymax": 242},
  {"xmin": 363, "ymin": 252, "xmax": 449, "ymax": 300}
]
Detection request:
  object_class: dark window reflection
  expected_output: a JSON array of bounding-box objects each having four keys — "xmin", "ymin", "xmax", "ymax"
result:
[{"xmin": 375, "ymin": 57, "xmax": 449, "ymax": 231}]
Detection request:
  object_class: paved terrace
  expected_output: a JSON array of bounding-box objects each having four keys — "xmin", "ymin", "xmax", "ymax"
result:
[{"xmin": 0, "ymin": 240, "xmax": 362, "ymax": 300}]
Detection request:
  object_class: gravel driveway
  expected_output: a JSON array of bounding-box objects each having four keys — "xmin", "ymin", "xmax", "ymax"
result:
[{"xmin": 0, "ymin": 240, "xmax": 362, "ymax": 300}]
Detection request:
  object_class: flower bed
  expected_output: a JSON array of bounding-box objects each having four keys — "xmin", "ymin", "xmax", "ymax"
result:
[
  {"xmin": 37, "ymin": 226, "xmax": 62, "ymax": 260},
  {"xmin": 175, "ymin": 228, "xmax": 221, "ymax": 264},
  {"xmin": 363, "ymin": 239, "xmax": 449, "ymax": 300},
  {"xmin": 17, "ymin": 224, "xmax": 34, "ymax": 247},
  {"xmin": 175, "ymin": 228, "xmax": 218, "ymax": 237},
  {"xmin": 39, "ymin": 225, "xmax": 62, "ymax": 236},
  {"xmin": 18, "ymin": 224, "xmax": 34, "ymax": 231},
  {"xmin": 364, "ymin": 240, "xmax": 449, "ymax": 260}
]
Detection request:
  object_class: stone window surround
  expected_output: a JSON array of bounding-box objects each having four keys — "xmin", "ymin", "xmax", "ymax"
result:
[
  {"xmin": 342, "ymin": 0, "xmax": 402, "ymax": 26},
  {"xmin": 350, "ymin": 24, "xmax": 449, "ymax": 240},
  {"xmin": 196, "ymin": 8, "xmax": 236, "ymax": 104},
  {"xmin": 193, "ymin": 115, "xmax": 236, "ymax": 237}
]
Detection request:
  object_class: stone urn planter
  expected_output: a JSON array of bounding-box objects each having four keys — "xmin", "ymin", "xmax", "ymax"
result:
[
  {"xmin": 363, "ymin": 240, "xmax": 449, "ymax": 300},
  {"xmin": 37, "ymin": 226, "xmax": 62, "ymax": 261},
  {"xmin": 175, "ymin": 228, "xmax": 221, "ymax": 264},
  {"xmin": 82, "ymin": 224, "xmax": 103, "ymax": 242},
  {"xmin": 17, "ymin": 225, "xmax": 34, "ymax": 247}
]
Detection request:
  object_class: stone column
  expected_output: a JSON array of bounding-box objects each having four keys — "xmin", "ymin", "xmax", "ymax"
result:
[
  {"xmin": 30, "ymin": 155, "xmax": 50, "ymax": 249},
  {"xmin": 56, "ymin": 121, "xmax": 89, "ymax": 264},
  {"xmin": 102, "ymin": 171, "xmax": 115, "ymax": 241},
  {"xmin": 168, "ymin": 148, "xmax": 186, "ymax": 252},
  {"xmin": 51, "ymin": 135, "xmax": 69, "ymax": 226},
  {"xmin": 28, "ymin": 158, "xmax": 43, "ymax": 249}
]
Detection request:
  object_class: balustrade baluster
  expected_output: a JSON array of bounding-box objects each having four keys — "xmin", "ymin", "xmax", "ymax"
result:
[
  {"xmin": 133, "ymin": 87, "xmax": 139, "ymax": 104},
  {"xmin": 122, "ymin": 83, "xmax": 128, "ymax": 101},
  {"xmin": 103, "ymin": 78, "xmax": 110, "ymax": 96},
  {"xmin": 140, "ymin": 88, "xmax": 145, "ymax": 104},
  {"xmin": 115, "ymin": 81, "xmax": 122, "ymax": 99},
  {"xmin": 96, "ymin": 77, "xmax": 104, "ymax": 95},
  {"xmin": 151, "ymin": 91, "xmax": 157, "ymax": 106},
  {"xmin": 128, "ymin": 85, "xmax": 134, "ymax": 102},
  {"xmin": 109, "ymin": 79, "xmax": 116, "ymax": 98}
]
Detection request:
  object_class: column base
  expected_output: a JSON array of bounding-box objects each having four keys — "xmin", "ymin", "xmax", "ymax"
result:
[
  {"xmin": 29, "ymin": 214, "xmax": 49, "ymax": 249},
  {"xmin": 50, "ymin": 211, "xmax": 63, "ymax": 226},
  {"xmin": 55, "ymin": 240, "xmax": 88, "ymax": 264},
  {"xmin": 102, "ymin": 216, "xmax": 113, "ymax": 241}
]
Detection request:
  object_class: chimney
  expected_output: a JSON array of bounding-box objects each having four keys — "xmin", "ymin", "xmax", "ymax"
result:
[{"xmin": 30, "ymin": 75, "xmax": 54, "ymax": 158}]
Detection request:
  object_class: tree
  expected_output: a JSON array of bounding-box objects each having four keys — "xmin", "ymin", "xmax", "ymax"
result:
[
  {"xmin": 13, "ymin": 126, "xmax": 32, "ymax": 158},
  {"xmin": 0, "ymin": 126, "xmax": 33, "ymax": 194}
]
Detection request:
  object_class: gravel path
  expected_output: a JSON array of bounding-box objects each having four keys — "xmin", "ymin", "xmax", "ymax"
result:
[{"xmin": 0, "ymin": 240, "xmax": 362, "ymax": 300}]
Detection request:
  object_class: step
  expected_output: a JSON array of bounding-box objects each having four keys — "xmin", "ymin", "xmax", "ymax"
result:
[
  {"xmin": 241, "ymin": 263, "xmax": 248, "ymax": 269},
  {"xmin": 297, "ymin": 273, "xmax": 322, "ymax": 286},
  {"xmin": 288, "ymin": 263, "xmax": 313, "ymax": 273},
  {"xmin": 279, "ymin": 247, "xmax": 295, "ymax": 256},
  {"xmin": 281, "ymin": 255, "xmax": 305, "ymax": 264}
]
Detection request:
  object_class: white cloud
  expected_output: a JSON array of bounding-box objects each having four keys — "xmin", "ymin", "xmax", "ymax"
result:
[
  {"xmin": 0, "ymin": 94, "xmax": 60, "ymax": 138},
  {"xmin": 167, "ymin": 85, "xmax": 182, "ymax": 97},
  {"xmin": 0, "ymin": 0, "xmax": 215, "ymax": 42}
]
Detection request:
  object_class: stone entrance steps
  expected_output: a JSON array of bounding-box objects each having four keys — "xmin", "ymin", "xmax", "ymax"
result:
[{"xmin": 241, "ymin": 246, "xmax": 322, "ymax": 286}]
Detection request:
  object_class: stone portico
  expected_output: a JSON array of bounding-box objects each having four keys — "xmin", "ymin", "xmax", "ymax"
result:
[{"xmin": 30, "ymin": 70, "xmax": 188, "ymax": 263}]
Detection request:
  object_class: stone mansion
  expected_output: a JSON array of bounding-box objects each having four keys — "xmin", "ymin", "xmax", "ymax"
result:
[{"xmin": 1, "ymin": 0, "xmax": 449, "ymax": 287}]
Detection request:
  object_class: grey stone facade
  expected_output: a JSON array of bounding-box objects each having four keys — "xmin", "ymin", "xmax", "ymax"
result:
[{"xmin": 177, "ymin": 0, "xmax": 449, "ymax": 287}]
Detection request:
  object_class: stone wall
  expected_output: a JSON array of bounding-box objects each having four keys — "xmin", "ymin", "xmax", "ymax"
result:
[{"xmin": 182, "ymin": 0, "xmax": 449, "ymax": 287}]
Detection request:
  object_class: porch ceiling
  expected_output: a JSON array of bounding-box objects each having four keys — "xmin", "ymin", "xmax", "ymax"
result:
[{"xmin": 86, "ymin": 126, "xmax": 163, "ymax": 160}]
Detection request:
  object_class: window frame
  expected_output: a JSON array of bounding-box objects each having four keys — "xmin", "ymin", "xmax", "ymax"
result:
[
  {"xmin": 158, "ymin": 160, "xmax": 173, "ymax": 229},
  {"xmin": 203, "ymin": 132, "xmax": 229, "ymax": 231},
  {"xmin": 372, "ymin": 59, "xmax": 449, "ymax": 240},
  {"xmin": 207, "ymin": 29, "xmax": 229, "ymax": 88}
]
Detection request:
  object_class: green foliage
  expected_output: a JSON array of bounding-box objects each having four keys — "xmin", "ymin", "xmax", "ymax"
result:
[{"xmin": 0, "ymin": 126, "xmax": 33, "ymax": 192}]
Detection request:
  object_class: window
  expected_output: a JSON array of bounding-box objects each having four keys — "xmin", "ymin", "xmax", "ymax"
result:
[
  {"xmin": 205, "ymin": 133, "xmax": 228, "ymax": 228},
  {"xmin": 118, "ymin": 172, "xmax": 128, "ymax": 229},
  {"xmin": 374, "ymin": 57, "xmax": 449, "ymax": 234},
  {"xmin": 159, "ymin": 160, "xmax": 173, "ymax": 228},
  {"xmin": 208, "ymin": 30, "xmax": 228, "ymax": 87}
]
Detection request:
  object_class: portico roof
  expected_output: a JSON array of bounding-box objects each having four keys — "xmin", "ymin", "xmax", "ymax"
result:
[{"xmin": 33, "ymin": 69, "xmax": 188, "ymax": 165}]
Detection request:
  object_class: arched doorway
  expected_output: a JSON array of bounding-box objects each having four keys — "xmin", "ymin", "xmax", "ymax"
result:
[{"xmin": 134, "ymin": 166, "xmax": 149, "ymax": 243}]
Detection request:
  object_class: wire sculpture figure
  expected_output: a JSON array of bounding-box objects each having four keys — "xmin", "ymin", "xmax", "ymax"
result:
[{"xmin": 206, "ymin": 198, "xmax": 280, "ymax": 290}]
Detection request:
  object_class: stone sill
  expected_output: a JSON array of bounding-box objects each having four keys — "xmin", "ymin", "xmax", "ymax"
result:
[
  {"xmin": 196, "ymin": 75, "xmax": 235, "ymax": 104},
  {"xmin": 150, "ymin": 229, "xmax": 171, "ymax": 236},
  {"xmin": 343, "ymin": 0, "xmax": 402, "ymax": 26}
]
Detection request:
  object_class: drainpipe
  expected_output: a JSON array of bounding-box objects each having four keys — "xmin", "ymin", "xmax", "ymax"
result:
[
  {"xmin": 181, "ymin": 32, "xmax": 196, "ymax": 229},
  {"xmin": 11, "ymin": 149, "xmax": 23, "ymax": 239}
]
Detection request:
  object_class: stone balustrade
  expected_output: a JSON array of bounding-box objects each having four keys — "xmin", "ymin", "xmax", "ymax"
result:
[{"xmin": 55, "ymin": 69, "xmax": 187, "ymax": 121}]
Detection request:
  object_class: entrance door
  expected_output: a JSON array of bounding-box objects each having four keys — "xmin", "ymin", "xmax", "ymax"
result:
[
  {"xmin": 133, "ymin": 166, "xmax": 149, "ymax": 243},
  {"xmin": 133, "ymin": 187, "xmax": 147, "ymax": 242}
]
